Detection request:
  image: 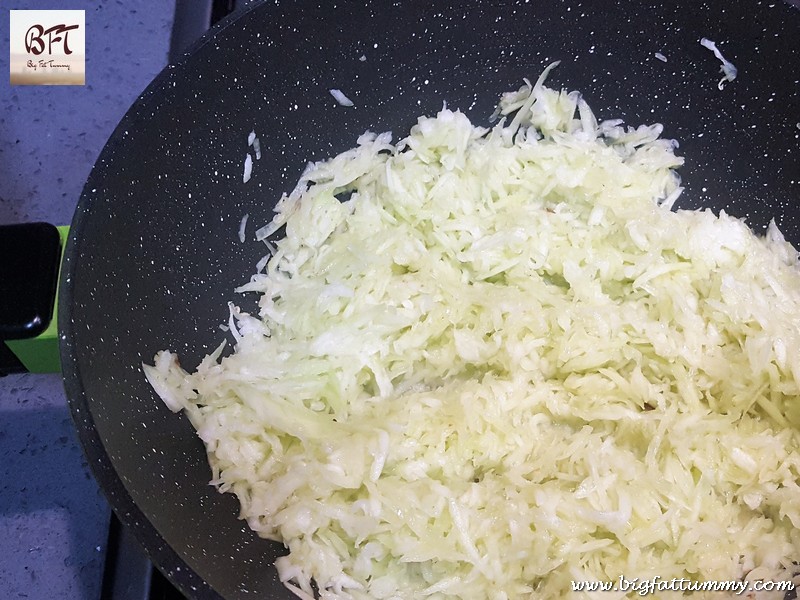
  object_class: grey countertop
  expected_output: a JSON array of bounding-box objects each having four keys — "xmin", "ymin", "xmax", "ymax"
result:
[{"xmin": 0, "ymin": 2, "xmax": 174, "ymax": 598}]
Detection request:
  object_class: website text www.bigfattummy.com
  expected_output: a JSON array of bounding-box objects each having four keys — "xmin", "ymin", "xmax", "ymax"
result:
[{"xmin": 571, "ymin": 575, "xmax": 796, "ymax": 596}]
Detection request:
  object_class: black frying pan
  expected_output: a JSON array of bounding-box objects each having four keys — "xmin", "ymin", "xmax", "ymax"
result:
[{"xmin": 61, "ymin": 0, "xmax": 800, "ymax": 597}]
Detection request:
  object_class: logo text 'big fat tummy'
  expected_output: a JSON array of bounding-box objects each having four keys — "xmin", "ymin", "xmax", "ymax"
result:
[{"xmin": 10, "ymin": 10, "xmax": 85, "ymax": 86}]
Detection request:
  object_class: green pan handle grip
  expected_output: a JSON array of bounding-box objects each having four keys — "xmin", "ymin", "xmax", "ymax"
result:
[{"xmin": 3, "ymin": 225, "xmax": 69, "ymax": 374}]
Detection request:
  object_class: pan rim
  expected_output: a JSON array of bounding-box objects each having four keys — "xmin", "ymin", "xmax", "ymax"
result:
[{"xmin": 58, "ymin": 1, "xmax": 271, "ymax": 598}]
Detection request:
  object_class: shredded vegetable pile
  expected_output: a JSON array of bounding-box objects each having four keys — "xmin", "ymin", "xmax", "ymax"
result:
[{"xmin": 145, "ymin": 67, "xmax": 800, "ymax": 599}]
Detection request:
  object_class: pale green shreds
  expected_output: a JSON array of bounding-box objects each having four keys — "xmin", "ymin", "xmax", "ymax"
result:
[{"xmin": 144, "ymin": 67, "xmax": 800, "ymax": 599}]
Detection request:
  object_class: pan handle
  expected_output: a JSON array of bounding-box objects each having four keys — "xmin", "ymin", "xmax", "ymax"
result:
[{"xmin": 0, "ymin": 222, "xmax": 67, "ymax": 375}]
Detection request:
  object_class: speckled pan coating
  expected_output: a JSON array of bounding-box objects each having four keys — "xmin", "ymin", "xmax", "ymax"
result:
[{"xmin": 60, "ymin": 1, "xmax": 799, "ymax": 598}]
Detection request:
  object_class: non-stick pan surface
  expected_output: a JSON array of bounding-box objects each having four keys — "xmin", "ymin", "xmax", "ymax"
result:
[{"xmin": 61, "ymin": 0, "xmax": 799, "ymax": 597}]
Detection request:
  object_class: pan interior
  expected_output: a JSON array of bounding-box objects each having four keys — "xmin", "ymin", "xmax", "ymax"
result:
[{"xmin": 61, "ymin": 1, "xmax": 799, "ymax": 597}]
